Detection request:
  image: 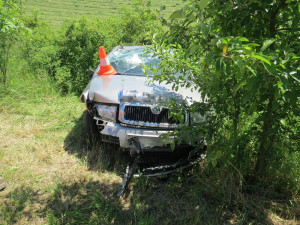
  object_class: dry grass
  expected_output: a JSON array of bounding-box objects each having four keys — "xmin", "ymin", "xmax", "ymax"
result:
[{"xmin": 0, "ymin": 93, "xmax": 125, "ymax": 224}]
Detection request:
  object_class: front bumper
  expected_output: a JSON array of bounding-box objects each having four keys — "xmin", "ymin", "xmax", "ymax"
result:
[{"xmin": 100, "ymin": 122, "xmax": 174, "ymax": 150}]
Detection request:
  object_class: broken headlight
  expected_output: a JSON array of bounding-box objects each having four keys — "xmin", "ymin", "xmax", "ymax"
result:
[{"xmin": 95, "ymin": 104, "xmax": 117, "ymax": 122}]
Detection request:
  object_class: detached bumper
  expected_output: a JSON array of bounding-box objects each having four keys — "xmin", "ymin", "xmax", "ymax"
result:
[{"xmin": 100, "ymin": 122, "xmax": 174, "ymax": 149}]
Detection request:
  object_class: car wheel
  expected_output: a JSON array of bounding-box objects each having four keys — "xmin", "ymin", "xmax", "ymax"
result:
[{"xmin": 83, "ymin": 110, "xmax": 100, "ymax": 147}]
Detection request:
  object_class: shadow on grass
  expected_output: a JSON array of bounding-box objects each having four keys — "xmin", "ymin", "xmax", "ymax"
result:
[
  {"xmin": 1, "ymin": 175, "xmax": 287, "ymax": 225},
  {"xmin": 0, "ymin": 186, "xmax": 45, "ymax": 224},
  {"xmin": 46, "ymin": 180, "xmax": 131, "ymax": 224},
  {"xmin": 129, "ymin": 170, "xmax": 280, "ymax": 225},
  {"xmin": 59, "ymin": 111, "xmax": 292, "ymax": 224},
  {"xmin": 0, "ymin": 180, "xmax": 132, "ymax": 224},
  {"xmin": 63, "ymin": 112, "xmax": 128, "ymax": 173}
]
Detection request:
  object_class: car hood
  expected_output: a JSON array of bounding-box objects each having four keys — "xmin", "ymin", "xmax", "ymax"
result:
[{"xmin": 84, "ymin": 74, "xmax": 201, "ymax": 106}]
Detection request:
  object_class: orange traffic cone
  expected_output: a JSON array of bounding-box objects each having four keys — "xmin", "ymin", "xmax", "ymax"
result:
[{"xmin": 97, "ymin": 46, "xmax": 118, "ymax": 76}]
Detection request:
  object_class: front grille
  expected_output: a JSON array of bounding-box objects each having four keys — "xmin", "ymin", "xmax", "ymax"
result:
[{"xmin": 124, "ymin": 106, "xmax": 178, "ymax": 124}]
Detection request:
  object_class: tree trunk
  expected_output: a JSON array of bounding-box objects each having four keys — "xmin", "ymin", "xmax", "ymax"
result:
[{"xmin": 255, "ymin": 0, "xmax": 287, "ymax": 175}]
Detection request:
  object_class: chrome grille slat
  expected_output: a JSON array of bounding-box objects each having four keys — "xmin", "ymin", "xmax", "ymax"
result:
[
  {"xmin": 119, "ymin": 103, "xmax": 185, "ymax": 128},
  {"xmin": 124, "ymin": 106, "xmax": 176, "ymax": 124}
]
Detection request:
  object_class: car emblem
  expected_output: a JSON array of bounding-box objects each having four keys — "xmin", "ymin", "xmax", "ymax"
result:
[{"xmin": 150, "ymin": 106, "xmax": 162, "ymax": 115}]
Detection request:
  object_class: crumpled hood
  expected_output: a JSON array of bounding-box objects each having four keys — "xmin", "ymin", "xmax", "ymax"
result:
[{"xmin": 86, "ymin": 74, "xmax": 201, "ymax": 106}]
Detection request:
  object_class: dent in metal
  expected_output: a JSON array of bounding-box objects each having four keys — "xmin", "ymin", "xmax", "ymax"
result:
[
  {"xmin": 85, "ymin": 46, "xmax": 201, "ymax": 105},
  {"xmin": 87, "ymin": 74, "xmax": 201, "ymax": 105},
  {"xmin": 81, "ymin": 46, "xmax": 201, "ymax": 148}
]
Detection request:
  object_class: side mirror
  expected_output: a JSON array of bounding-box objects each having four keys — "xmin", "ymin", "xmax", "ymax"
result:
[{"xmin": 88, "ymin": 68, "xmax": 95, "ymax": 79}]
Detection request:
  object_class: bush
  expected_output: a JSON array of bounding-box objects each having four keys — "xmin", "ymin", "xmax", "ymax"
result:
[
  {"xmin": 20, "ymin": 3, "xmax": 163, "ymax": 95},
  {"xmin": 58, "ymin": 17, "xmax": 113, "ymax": 94},
  {"xmin": 21, "ymin": 25, "xmax": 59, "ymax": 78},
  {"xmin": 149, "ymin": 0, "xmax": 300, "ymax": 196},
  {"xmin": 119, "ymin": 1, "xmax": 163, "ymax": 44},
  {"xmin": 0, "ymin": 0, "xmax": 27, "ymax": 87}
]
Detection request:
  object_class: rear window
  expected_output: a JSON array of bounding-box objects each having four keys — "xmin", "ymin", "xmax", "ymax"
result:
[{"xmin": 108, "ymin": 47, "xmax": 159, "ymax": 76}]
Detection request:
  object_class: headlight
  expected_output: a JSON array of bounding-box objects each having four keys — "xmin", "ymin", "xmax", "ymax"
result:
[
  {"xmin": 190, "ymin": 112, "xmax": 206, "ymax": 125},
  {"xmin": 95, "ymin": 104, "xmax": 117, "ymax": 122}
]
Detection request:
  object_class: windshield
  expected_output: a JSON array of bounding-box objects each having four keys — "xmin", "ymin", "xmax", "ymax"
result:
[{"xmin": 108, "ymin": 47, "xmax": 159, "ymax": 76}]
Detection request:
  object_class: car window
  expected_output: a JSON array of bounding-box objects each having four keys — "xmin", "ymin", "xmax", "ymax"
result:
[{"xmin": 108, "ymin": 48, "xmax": 160, "ymax": 76}]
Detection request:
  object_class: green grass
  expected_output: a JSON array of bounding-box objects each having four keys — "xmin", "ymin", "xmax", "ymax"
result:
[
  {"xmin": 0, "ymin": 49, "xmax": 299, "ymax": 224},
  {"xmin": 21, "ymin": 0, "xmax": 184, "ymax": 26}
]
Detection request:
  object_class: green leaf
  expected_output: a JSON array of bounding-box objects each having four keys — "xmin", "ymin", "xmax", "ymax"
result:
[
  {"xmin": 260, "ymin": 39, "xmax": 275, "ymax": 52},
  {"xmin": 236, "ymin": 37, "xmax": 249, "ymax": 42},
  {"xmin": 280, "ymin": 119, "xmax": 287, "ymax": 126},
  {"xmin": 215, "ymin": 57, "xmax": 223, "ymax": 73},
  {"xmin": 280, "ymin": 73, "xmax": 290, "ymax": 87},
  {"xmin": 242, "ymin": 76, "xmax": 260, "ymax": 103},
  {"xmin": 170, "ymin": 141, "xmax": 175, "ymax": 150},
  {"xmin": 290, "ymin": 71, "xmax": 300, "ymax": 83},
  {"xmin": 233, "ymin": 79, "xmax": 246, "ymax": 95},
  {"xmin": 199, "ymin": 0, "xmax": 210, "ymax": 10},
  {"xmin": 245, "ymin": 43, "xmax": 260, "ymax": 48},
  {"xmin": 263, "ymin": 63, "xmax": 277, "ymax": 76},
  {"xmin": 186, "ymin": 12, "xmax": 196, "ymax": 20},
  {"xmin": 211, "ymin": 159, "xmax": 217, "ymax": 168},
  {"xmin": 186, "ymin": 44, "xmax": 200, "ymax": 57},
  {"xmin": 246, "ymin": 65, "xmax": 257, "ymax": 76},
  {"xmin": 252, "ymin": 54, "xmax": 271, "ymax": 65},
  {"xmin": 146, "ymin": 1, "xmax": 151, "ymax": 7},
  {"xmin": 272, "ymin": 100, "xmax": 280, "ymax": 111},
  {"xmin": 169, "ymin": 9, "xmax": 185, "ymax": 19},
  {"xmin": 221, "ymin": 38, "xmax": 228, "ymax": 45},
  {"xmin": 204, "ymin": 52, "xmax": 215, "ymax": 65},
  {"xmin": 233, "ymin": 56, "xmax": 244, "ymax": 71},
  {"xmin": 200, "ymin": 22, "xmax": 209, "ymax": 38},
  {"xmin": 169, "ymin": 10, "xmax": 181, "ymax": 19}
]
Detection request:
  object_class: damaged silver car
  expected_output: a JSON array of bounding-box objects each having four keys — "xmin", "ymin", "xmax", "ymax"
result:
[{"xmin": 80, "ymin": 46, "xmax": 206, "ymax": 196}]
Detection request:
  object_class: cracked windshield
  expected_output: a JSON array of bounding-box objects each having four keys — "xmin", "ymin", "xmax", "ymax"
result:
[{"xmin": 109, "ymin": 48, "xmax": 159, "ymax": 76}]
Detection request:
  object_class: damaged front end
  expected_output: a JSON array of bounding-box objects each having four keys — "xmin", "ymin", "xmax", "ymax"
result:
[
  {"xmin": 117, "ymin": 137, "xmax": 207, "ymax": 197},
  {"xmin": 80, "ymin": 46, "xmax": 207, "ymax": 197}
]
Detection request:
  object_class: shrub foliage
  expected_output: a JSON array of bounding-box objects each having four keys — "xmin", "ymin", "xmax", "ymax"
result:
[
  {"xmin": 0, "ymin": 0, "xmax": 27, "ymax": 87},
  {"xmin": 149, "ymin": 0, "xmax": 300, "ymax": 194}
]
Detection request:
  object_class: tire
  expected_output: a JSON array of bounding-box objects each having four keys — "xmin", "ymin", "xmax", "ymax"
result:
[{"xmin": 83, "ymin": 110, "xmax": 101, "ymax": 148}]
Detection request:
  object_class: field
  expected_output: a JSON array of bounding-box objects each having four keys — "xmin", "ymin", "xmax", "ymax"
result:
[{"xmin": 22, "ymin": 0, "xmax": 184, "ymax": 26}]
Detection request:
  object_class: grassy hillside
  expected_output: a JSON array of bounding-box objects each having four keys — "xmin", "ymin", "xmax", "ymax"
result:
[{"xmin": 22, "ymin": 0, "xmax": 183, "ymax": 26}]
